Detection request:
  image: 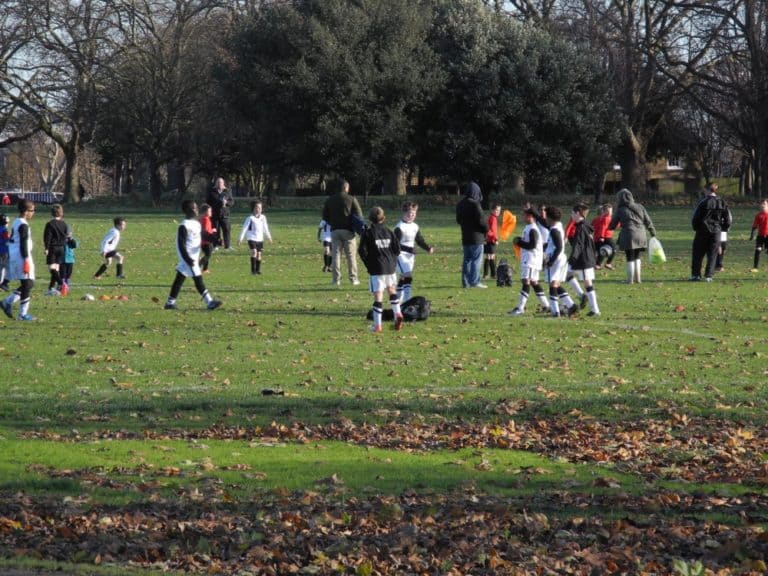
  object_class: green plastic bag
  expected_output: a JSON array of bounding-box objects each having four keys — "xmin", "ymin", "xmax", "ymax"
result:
[{"xmin": 648, "ymin": 236, "xmax": 666, "ymax": 264}]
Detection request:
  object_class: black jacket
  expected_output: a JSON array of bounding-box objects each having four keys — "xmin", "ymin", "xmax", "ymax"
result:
[
  {"xmin": 207, "ymin": 187, "xmax": 234, "ymax": 219},
  {"xmin": 455, "ymin": 182, "xmax": 488, "ymax": 246},
  {"xmin": 568, "ymin": 221, "xmax": 597, "ymax": 270},
  {"xmin": 692, "ymin": 194, "xmax": 729, "ymax": 235},
  {"xmin": 358, "ymin": 223, "xmax": 400, "ymax": 276}
]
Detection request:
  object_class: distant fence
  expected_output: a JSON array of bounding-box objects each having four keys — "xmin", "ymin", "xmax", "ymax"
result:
[{"xmin": 0, "ymin": 191, "xmax": 63, "ymax": 206}]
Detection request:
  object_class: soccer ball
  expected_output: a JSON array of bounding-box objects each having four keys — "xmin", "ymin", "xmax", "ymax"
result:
[{"xmin": 599, "ymin": 244, "xmax": 613, "ymax": 259}]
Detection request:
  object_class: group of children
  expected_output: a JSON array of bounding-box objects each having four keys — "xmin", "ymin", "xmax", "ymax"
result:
[
  {"xmin": 5, "ymin": 193, "xmax": 768, "ymax": 325},
  {"xmin": 497, "ymin": 202, "xmax": 614, "ymax": 318},
  {"xmin": 352, "ymin": 201, "xmax": 434, "ymax": 332},
  {"xmin": 0, "ymin": 199, "xmax": 131, "ymax": 320}
]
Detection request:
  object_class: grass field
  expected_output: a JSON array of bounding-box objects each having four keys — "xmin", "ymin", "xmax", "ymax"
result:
[{"xmin": 0, "ymin": 201, "xmax": 767, "ymax": 575}]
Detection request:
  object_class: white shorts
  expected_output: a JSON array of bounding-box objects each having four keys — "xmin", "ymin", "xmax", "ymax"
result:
[
  {"xmin": 368, "ymin": 273, "xmax": 398, "ymax": 293},
  {"xmin": 546, "ymin": 258, "xmax": 568, "ymax": 283},
  {"xmin": 571, "ymin": 268, "xmax": 595, "ymax": 282},
  {"xmin": 397, "ymin": 252, "xmax": 415, "ymax": 275},
  {"xmin": 8, "ymin": 255, "xmax": 35, "ymax": 281},
  {"xmin": 520, "ymin": 266, "xmax": 541, "ymax": 282},
  {"xmin": 176, "ymin": 261, "xmax": 201, "ymax": 278}
]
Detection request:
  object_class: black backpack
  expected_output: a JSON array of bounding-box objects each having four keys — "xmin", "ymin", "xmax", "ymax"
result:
[
  {"xmin": 401, "ymin": 296, "xmax": 431, "ymax": 321},
  {"xmin": 496, "ymin": 259, "xmax": 513, "ymax": 287}
]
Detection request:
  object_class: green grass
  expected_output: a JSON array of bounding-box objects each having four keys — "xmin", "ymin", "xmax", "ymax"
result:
[
  {"xmin": 1, "ymin": 201, "xmax": 767, "ymax": 573},
  {"xmin": 2, "ymin": 204, "xmax": 767, "ymax": 429}
]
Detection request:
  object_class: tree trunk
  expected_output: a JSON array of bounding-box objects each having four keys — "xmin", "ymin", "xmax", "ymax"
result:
[
  {"xmin": 382, "ymin": 167, "xmax": 407, "ymax": 196},
  {"xmin": 618, "ymin": 134, "xmax": 647, "ymax": 197},
  {"xmin": 277, "ymin": 170, "xmax": 297, "ymax": 197},
  {"xmin": 125, "ymin": 157, "xmax": 134, "ymax": 197},
  {"xmin": 756, "ymin": 129, "xmax": 768, "ymax": 198},
  {"xmin": 149, "ymin": 158, "xmax": 164, "ymax": 206},
  {"xmin": 592, "ymin": 172, "xmax": 606, "ymax": 206},
  {"xmin": 113, "ymin": 161, "xmax": 123, "ymax": 197},
  {"xmin": 63, "ymin": 146, "xmax": 81, "ymax": 203}
]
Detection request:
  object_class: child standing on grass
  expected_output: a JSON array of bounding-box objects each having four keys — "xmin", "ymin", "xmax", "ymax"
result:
[
  {"xmin": 484, "ymin": 203, "xmax": 501, "ymax": 279},
  {"xmin": 60, "ymin": 225, "xmax": 78, "ymax": 296},
  {"xmin": 2, "ymin": 199, "xmax": 36, "ymax": 321},
  {"xmin": 0, "ymin": 213, "xmax": 9, "ymax": 291},
  {"xmin": 394, "ymin": 201, "xmax": 433, "ymax": 303},
  {"xmin": 318, "ymin": 218, "xmax": 332, "ymax": 272},
  {"xmin": 199, "ymin": 203, "xmax": 217, "ymax": 273},
  {"xmin": 238, "ymin": 200, "xmax": 272, "ymax": 275},
  {"xmin": 593, "ymin": 203, "xmax": 616, "ymax": 270},
  {"xmin": 509, "ymin": 208, "xmax": 550, "ymax": 316},
  {"xmin": 359, "ymin": 206, "xmax": 403, "ymax": 333},
  {"xmin": 568, "ymin": 203, "xmax": 600, "ymax": 316},
  {"xmin": 43, "ymin": 204, "xmax": 68, "ymax": 295},
  {"xmin": 94, "ymin": 217, "xmax": 126, "ymax": 279},
  {"xmin": 544, "ymin": 206, "xmax": 577, "ymax": 318},
  {"xmin": 164, "ymin": 200, "xmax": 222, "ymax": 311},
  {"xmin": 750, "ymin": 199, "xmax": 768, "ymax": 272},
  {"xmin": 564, "ymin": 214, "xmax": 587, "ymax": 310}
]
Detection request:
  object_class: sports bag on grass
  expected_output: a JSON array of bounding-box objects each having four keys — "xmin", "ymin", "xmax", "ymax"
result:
[
  {"xmin": 401, "ymin": 296, "xmax": 431, "ymax": 321},
  {"xmin": 648, "ymin": 236, "xmax": 666, "ymax": 264},
  {"xmin": 496, "ymin": 259, "xmax": 513, "ymax": 287}
]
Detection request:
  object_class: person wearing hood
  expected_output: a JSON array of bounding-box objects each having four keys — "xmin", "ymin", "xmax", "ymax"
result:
[
  {"xmin": 456, "ymin": 181, "xmax": 489, "ymax": 288},
  {"xmin": 608, "ymin": 188, "xmax": 656, "ymax": 284},
  {"xmin": 690, "ymin": 182, "xmax": 729, "ymax": 281}
]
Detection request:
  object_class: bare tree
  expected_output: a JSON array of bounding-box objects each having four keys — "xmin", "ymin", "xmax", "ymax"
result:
[
  {"xmin": 0, "ymin": 1, "xmax": 39, "ymax": 148},
  {"xmin": 505, "ymin": 0, "xmax": 718, "ymax": 196},
  {"xmin": 98, "ymin": 0, "xmax": 227, "ymax": 204},
  {"xmin": 0, "ymin": 0, "xmax": 126, "ymax": 202},
  {"xmin": 656, "ymin": 0, "xmax": 768, "ymax": 197}
]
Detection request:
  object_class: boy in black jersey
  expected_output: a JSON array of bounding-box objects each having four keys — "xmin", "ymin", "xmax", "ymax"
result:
[
  {"xmin": 358, "ymin": 206, "xmax": 403, "ymax": 333},
  {"xmin": 43, "ymin": 204, "xmax": 68, "ymax": 295}
]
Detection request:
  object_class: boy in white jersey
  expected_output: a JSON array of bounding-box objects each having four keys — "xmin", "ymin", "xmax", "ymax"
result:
[
  {"xmin": 238, "ymin": 200, "xmax": 273, "ymax": 275},
  {"xmin": 317, "ymin": 218, "xmax": 332, "ymax": 272},
  {"xmin": 544, "ymin": 206, "xmax": 578, "ymax": 318},
  {"xmin": 508, "ymin": 208, "xmax": 550, "ymax": 316},
  {"xmin": 1, "ymin": 199, "xmax": 37, "ymax": 321},
  {"xmin": 164, "ymin": 200, "xmax": 222, "ymax": 311},
  {"xmin": 393, "ymin": 201, "xmax": 433, "ymax": 303},
  {"xmin": 93, "ymin": 217, "xmax": 126, "ymax": 279}
]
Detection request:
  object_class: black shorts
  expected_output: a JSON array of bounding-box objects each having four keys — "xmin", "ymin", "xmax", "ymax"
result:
[
  {"xmin": 484, "ymin": 242, "xmax": 497, "ymax": 255},
  {"xmin": 247, "ymin": 240, "xmax": 265, "ymax": 251},
  {"xmin": 46, "ymin": 246, "xmax": 65, "ymax": 265},
  {"xmin": 104, "ymin": 250, "xmax": 119, "ymax": 259},
  {"xmin": 757, "ymin": 236, "xmax": 768, "ymax": 250}
]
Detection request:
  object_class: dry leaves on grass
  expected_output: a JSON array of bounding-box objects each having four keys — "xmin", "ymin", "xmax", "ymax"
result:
[
  {"xmin": 22, "ymin": 416, "xmax": 768, "ymax": 484},
  {"xmin": 0, "ymin": 490, "xmax": 767, "ymax": 575}
]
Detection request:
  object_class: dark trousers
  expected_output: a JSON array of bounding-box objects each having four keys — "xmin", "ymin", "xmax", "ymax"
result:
[
  {"xmin": 219, "ymin": 217, "xmax": 231, "ymax": 249},
  {"xmin": 691, "ymin": 231, "xmax": 719, "ymax": 278}
]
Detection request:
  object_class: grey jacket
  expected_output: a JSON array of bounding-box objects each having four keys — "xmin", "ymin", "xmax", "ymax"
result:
[{"xmin": 609, "ymin": 188, "xmax": 656, "ymax": 251}]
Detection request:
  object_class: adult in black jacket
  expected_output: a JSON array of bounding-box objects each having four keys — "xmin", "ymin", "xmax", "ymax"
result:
[
  {"xmin": 690, "ymin": 183, "xmax": 729, "ymax": 281},
  {"xmin": 455, "ymin": 181, "xmax": 488, "ymax": 288},
  {"xmin": 206, "ymin": 177, "xmax": 234, "ymax": 249}
]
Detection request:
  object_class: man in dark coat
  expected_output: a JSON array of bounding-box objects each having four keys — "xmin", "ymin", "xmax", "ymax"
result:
[
  {"xmin": 322, "ymin": 178, "xmax": 363, "ymax": 286},
  {"xmin": 455, "ymin": 181, "xmax": 488, "ymax": 288},
  {"xmin": 691, "ymin": 183, "xmax": 729, "ymax": 281},
  {"xmin": 206, "ymin": 177, "xmax": 234, "ymax": 249}
]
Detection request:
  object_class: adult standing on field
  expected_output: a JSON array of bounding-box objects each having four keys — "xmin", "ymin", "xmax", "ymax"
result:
[
  {"xmin": 456, "ymin": 181, "xmax": 489, "ymax": 288},
  {"xmin": 322, "ymin": 178, "xmax": 362, "ymax": 286},
  {"xmin": 608, "ymin": 188, "xmax": 656, "ymax": 284},
  {"xmin": 690, "ymin": 182, "xmax": 730, "ymax": 282},
  {"xmin": 207, "ymin": 177, "xmax": 234, "ymax": 250}
]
